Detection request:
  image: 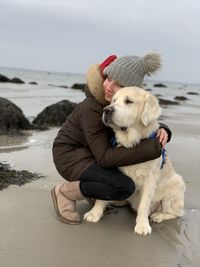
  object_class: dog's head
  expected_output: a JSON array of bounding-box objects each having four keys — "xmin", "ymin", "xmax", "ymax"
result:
[{"xmin": 102, "ymin": 86, "xmax": 161, "ymax": 131}]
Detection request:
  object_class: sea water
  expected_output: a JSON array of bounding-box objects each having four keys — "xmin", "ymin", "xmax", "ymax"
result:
[
  {"xmin": 0, "ymin": 67, "xmax": 86, "ymax": 121},
  {"xmin": 0, "ymin": 66, "xmax": 199, "ymax": 122}
]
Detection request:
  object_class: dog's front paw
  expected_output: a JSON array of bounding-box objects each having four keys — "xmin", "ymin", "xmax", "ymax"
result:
[
  {"xmin": 134, "ymin": 223, "xmax": 152, "ymax": 236},
  {"xmin": 150, "ymin": 212, "xmax": 164, "ymax": 223},
  {"xmin": 83, "ymin": 211, "xmax": 102, "ymax": 223}
]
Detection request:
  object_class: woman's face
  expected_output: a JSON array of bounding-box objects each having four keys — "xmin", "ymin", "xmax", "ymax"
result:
[{"xmin": 103, "ymin": 76, "xmax": 122, "ymax": 102}]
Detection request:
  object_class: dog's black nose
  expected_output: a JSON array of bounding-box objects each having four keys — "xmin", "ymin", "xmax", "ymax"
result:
[{"xmin": 104, "ymin": 106, "xmax": 114, "ymax": 114}]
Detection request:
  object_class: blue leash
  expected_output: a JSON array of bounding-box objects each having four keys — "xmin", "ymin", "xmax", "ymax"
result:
[
  {"xmin": 148, "ymin": 131, "xmax": 167, "ymax": 169},
  {"xmin": 111, "ymin": 136, "xmax": 118, "ymax": 147}
]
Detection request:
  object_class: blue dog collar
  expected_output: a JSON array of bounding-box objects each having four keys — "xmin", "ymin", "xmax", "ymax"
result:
[{"xmin": 111, "ymin": 131, "xmax": 167, "ymax": 169}]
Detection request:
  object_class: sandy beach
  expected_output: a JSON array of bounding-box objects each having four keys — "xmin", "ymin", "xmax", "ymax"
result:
[
  {"xmin": 0, "ymin": 118, "xmax": 200, "ymax": 267},
  {"xmin": 0, "ymin": 72, "xmax": 200, "ymax": 267}
]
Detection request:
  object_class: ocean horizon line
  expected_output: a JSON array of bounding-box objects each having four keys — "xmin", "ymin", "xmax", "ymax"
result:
[{"xmin": 0, "ymin": 65, "xmax": 199, "ymax": 86}]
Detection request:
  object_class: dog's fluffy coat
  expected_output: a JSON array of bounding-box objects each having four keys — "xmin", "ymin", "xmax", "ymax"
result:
[{"xmin": 84, "ymin": 87, "xmax": 185, "ymax": 235}]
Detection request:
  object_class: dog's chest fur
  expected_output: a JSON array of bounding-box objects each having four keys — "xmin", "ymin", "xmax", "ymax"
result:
[
  {"xmin": 115, "ymin": 125, "xmax": 161, "ymax": 189},
  {"xmin": 119, "ymin": 157, "xmax": 162, "ymax": 189}
]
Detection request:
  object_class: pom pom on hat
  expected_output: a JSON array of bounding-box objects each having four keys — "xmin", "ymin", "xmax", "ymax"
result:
[
  {"xmin": 103, "ymin": 51, "xmax": 162, "ymax": 87},
  {"xmin": 143, "ymin": 52, "xmax": 162, "ymax": 76}
]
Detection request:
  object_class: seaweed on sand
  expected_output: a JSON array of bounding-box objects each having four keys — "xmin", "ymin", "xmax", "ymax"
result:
[{"xmin": 0, "ymin": 162, "xmax": 45, "ymax": 190}]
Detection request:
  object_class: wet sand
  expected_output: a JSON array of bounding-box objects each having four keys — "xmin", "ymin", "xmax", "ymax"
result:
[{"xmin": 0, "ymin": 117, "xmax": 200, "ymax": 267}]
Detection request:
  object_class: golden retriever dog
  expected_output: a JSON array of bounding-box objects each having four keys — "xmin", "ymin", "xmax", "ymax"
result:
[{"xmin": 84, "ymin": 87, "xmax": 186, "ymax": 236}]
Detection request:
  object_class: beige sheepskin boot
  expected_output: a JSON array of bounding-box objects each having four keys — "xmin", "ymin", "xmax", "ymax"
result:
[{"xmin": 51, "ymin": 181, "xmax": 85, "ymax": 224}]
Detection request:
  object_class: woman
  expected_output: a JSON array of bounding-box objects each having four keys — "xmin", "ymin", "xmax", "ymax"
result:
[{"xmin": 51, "ymin": 52, "xmax": 171, "ymax": 224}]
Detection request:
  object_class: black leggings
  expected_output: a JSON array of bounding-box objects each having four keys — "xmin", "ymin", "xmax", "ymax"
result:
[{"xmin": 79, "ymin": 163, "xmax": 135, "ymax": 201}]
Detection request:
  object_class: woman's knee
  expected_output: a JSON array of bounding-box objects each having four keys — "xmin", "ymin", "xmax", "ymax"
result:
[{"xmin": 113, "ymin": 177, "xmax": 135, "ymax": 200}]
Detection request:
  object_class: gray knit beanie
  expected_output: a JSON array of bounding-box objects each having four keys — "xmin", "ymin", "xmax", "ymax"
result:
[{"xmin": 103, "ymin": 51, "xmax": 162, "ymax": 87}]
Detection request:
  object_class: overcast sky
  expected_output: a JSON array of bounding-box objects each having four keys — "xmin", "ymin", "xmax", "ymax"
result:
[{"xmin": 0, "ymin": 0, "xmax": 200, "ymax": 83}]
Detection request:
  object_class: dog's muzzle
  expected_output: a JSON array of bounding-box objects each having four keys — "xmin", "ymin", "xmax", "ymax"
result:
[{"xmin": 103, "ymin": 106, "xmax": 114, "ymax": 125}]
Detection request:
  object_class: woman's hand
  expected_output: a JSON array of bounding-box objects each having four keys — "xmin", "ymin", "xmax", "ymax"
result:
[{"xmin": 156, "ymin": 128, "xmax": 168, "ymax": 148}]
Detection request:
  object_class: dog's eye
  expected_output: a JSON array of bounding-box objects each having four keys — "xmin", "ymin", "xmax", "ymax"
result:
[{"xmin": 125, "ymin": 98, "xmax": 133, "ymax": 104}]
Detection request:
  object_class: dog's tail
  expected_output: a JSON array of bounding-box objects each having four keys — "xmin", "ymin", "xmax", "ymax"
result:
[{"xmin": 143, "ymin": 51, "xmax": 162, "ymax": 76}]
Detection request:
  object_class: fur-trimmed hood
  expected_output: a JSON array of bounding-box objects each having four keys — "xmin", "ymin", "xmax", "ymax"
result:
[{"xmin": 85, "ymin": 64, "xmax": 109, "ymax": 106}]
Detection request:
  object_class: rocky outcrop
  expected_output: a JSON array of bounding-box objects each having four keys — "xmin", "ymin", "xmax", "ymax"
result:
[
  {"xmin": 32, "ymin": 99, "xmax": 77, "ymax": 127},
  {"xmin": 158, "ymin": 98, "xmax": 179, "ymax": 106},
  {"xmin": 29, "ymin": 81, "xmax": 38, "ymax": 85},
  {"xmin": 10, "ymin": 77, "xmax": 25, "ymax": 84},
  {"xmin": 0, "ymin": 74, "xmax": 25, "ymax": 84},
  {"xmin": 71, "ymin": 83, "xmax": 85, "ymax": 91},
  {"xmin": 0, "ymin": 74, "xmax": 10, "ymax": 82},
  {"xmin": 0, "ymin": 97, "xmax": 32, "ymax": 134},
  {"xmin": 48, "ymin": 84, "xmax": 68, "ymax": 88},
  {"xmin": 174, "ymin": 96, "xmax": 188, "ymax": 101},
  {"xmin": 187, "ymin": 92, "xmax": 199, "ymax": 95},
  {"xmin": 153, "ymin": 83, "xmax": 167, "ymax": 88},
  {"xmin": 57, "ymin": 85, "xmax": 68, "ymax": 89}
]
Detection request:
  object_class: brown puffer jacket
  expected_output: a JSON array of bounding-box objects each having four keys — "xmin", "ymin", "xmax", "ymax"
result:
[{"xmin": 52, "ymin": 64, "xmax": 171, "ymax": 181}]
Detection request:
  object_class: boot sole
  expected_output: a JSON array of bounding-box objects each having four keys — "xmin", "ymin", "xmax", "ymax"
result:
[{"xmin": 51, "ymin": 186, "xmax": 81, "ymax": 225}]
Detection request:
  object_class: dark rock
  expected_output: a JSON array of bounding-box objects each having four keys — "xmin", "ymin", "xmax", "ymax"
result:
[
  {"xmin": 158, "ymin": 98, "xmax": 180, "ymax": 106},
  {"xmin": 71, "ymin": 83, "xmax": 85, "ymax": 91},
  {"xmin": 0, "ymin": 74, "xmax": 10, "ymax": 82},
  {"xmin": 0, "ymin": 74, "xmax": 25, "ymax": 84},
  {"xmin": 0, "ymin": 97, "xmax": 32, "ymax": 134},
  {"xmin": 174, "ymin": 96, "xmax": 189, "ymax": 101},
  {"xmin": 187, "ymin": 92, "xmax": 199, "ymax": 95},
  {"xmin": 10, "ymin": 77, "xmax": 25, "ymax": 84},
  {"xmin": 145, "ymin": 88, "xmax": 152, "ymax": 91},
  {"xmin": 57, "ymin": 85, "xmax": 68, "ymax": 89},
  {"xmin": 0, "ymin": 162, "xmax": 44, "ymax": 190},
  {"xmin": 29, "ymin": 81, "xmax": 38, "ymax": 85},
  {"xmin": 153, "ymin": 83, "xmax": 167, "ymax": 88},
  {"xmin": 48, "ymin": 84, "xmax": 68, "ymax": 88},
  {"xmin": 32, "ymin": 99, "xmax": 77, "ymax": 127}
]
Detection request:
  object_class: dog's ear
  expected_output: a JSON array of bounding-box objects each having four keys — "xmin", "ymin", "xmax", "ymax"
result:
[{"xmin": 141, "ymin": 93, "xmax": 161, "ymax": 126}]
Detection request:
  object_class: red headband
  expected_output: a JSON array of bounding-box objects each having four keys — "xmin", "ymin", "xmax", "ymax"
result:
[{"xmin": 99, "ymin": 55, "xmax": 117, "ymax": 78}]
